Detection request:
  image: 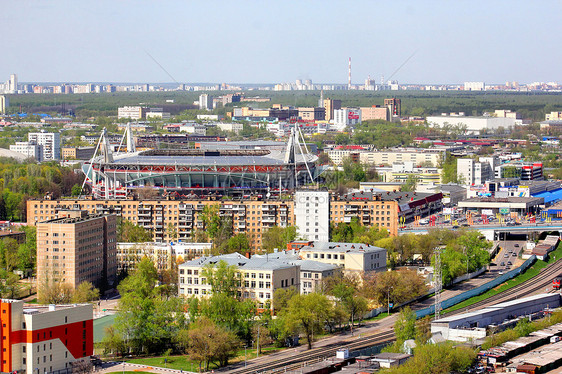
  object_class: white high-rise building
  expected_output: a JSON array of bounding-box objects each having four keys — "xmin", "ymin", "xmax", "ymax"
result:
[
  {"xmin": 463, "ymin": 81, "xmax": 485, "ymax": 91},
  {"xmin": 0, "ymin": 95, "xmax": 8, "ymax": 114},
  {"xmin": 28, "ymin": 131, "xmax": 61, "ymax": 161},
  {"xmin": 8, "ymin": 74, "xmax": 17, "ymax": 93},
  {"xmin": 457, "ymin": 157, "xmax": 498, "ymax": 186},
  {"xmin": 199, "ymin": 94, "xmax": 213, "ymax": 111},
  {"xmin": 295, "ymin": 190, "xmax": 330, "ymax": 242},
  {"xmin": 332, "ymin": 108, "xmax": 362, "ymax": 131}
]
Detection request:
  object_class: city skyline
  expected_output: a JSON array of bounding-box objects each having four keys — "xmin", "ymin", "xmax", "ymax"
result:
[{"xmin": 2, "ymin": 1, "xmax": 562, "ymax": 84}]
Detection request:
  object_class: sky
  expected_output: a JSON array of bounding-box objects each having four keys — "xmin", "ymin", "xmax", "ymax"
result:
[{"xmin": 1, "ymin": 0, "xmax": 562, "ymax": 85}]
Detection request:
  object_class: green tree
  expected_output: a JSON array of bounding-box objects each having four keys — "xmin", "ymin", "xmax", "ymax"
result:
[
  {"xmin": 71, "ymin": 184, "xmax": 83, "ymax": 196},
  {"xmin": 201, "ymin": 260, "xmax": 241, "ymax": 297},
  {"xmin": 115, "ymin": 258, "xmax": 186, "ymax": 354},
  {"xmin": 188, "ymin": 316, "xmax": 239, "ymax": 371},
  {"xmin": 331, "ymin": 283, "xmax": 369, "ymax": 335},
  {"xmin": 117, "ymin": 218, "xmax": 152, "ymax": 243},
  {"xmin": 394, "ymin": 307, "xmax": 416, "ymax": 344},
  {"xmin": 261, "ymin": 226, "xmax": 297, "ymax": 253},
  {"xmin": 401, "ymin": 175, "xmax": 419, "ymax": 192},
  {"xmin": 226, "ymin": 233, "xmax": 250, "ymax": 254},
  {"xmin": 72, "ymin": 281, "xmax": 100, "ymax": 303},
  {"xmin": 282, "ymin": 293, "xmax": 332, "ymax": 349}
]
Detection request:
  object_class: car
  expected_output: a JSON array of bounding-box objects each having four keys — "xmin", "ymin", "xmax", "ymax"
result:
[
  {"xmin": 499, "ymin": 271, "xmax": 504, "ymax": 275},
  {"xmin": 500, "ymin": 262, "xmax": 505, "ymax": 266},
  {"xmin": 512, "ymin": 252, "xmax": 517, "ymax": 256},
  {"xmin": 514, "ymin": 244, "xmax": 520, "ymax": 247},
  {"xmin": 507, "ymin": 261, "xmax": 512, "ymax": 266},
  {"xmin": 443, "ymin": 219, "xmax": 451, "ymax": 224},
  {"xmin": 452, "ymin": 225, "xmax": 460, "ymax": 229},
  {"xmin": 462, "ymin": 223, "xmax": 470, "ymax": 227},
  {"xmin": 504, "ymin": 253, "xmax": 509, "ymax": 258}
]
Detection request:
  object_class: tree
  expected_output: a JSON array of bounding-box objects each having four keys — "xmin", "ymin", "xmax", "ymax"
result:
[
  {"xmin": 415, "ymin": 316, "xmax": 432, "ymax": 345},
  {"xmin": 401, "ymin": 175, "xmax": 419, "ymax": 192},
  {"xmin": 226, "ymin": 233, "xmax": 250, "ymax": 254},
  {"xmin": 363, "ymin": 270, "xmax": 427, "ymax": 308},
  {"xmin": 115, "ymin": 258, "xmax": 186, "ymax": 354},
  {"xmin": 331, "ymin": 283, "xmax": 369, "ymax": 335},
  {"xmin": 201, "ymin": 260, "xmax": 241, "ymax": 297},
  {"xmin": 117, "ymin": 218, "xmax": 152, "ymax": 243},
  {"xmin": 282, "ymin": 293, "xmax": 332, "ymax": 349},
  {"xmin": 261, "ymin": 226, "xmax": 297, "ymax": 253},
  {"xmin": 71, "ymin": 184, "xmax": 82, "ymax": 196},
  {"xmin": 394, "ymin": 307, "xmax": 416, "ymax": 343},
  {"xmin": 188, "ymin": 316, "xmax": 239, "ymax": 371},
  {"xmin": 200, "ymin": 205, "xmax": 233, "ymax": 252},
  {"xmin": 101, "ymin": 326, "xmax": 126, "ymax": 357},
  {"xmin": 72, "ymin": 281, "xmax": 100, "ymax": 303},
  {"xmin": 38, "ymin": 276, "xmax": 74, "ymax": 304}
]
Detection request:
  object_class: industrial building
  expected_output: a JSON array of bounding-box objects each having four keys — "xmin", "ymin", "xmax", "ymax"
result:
[
  {"xmin": 0, "ymin": 299, "xmax": 93, "ymax": 374},
  {"xmin": 431, "ymin": 293, "xmax": 561, "ymax": 342}
]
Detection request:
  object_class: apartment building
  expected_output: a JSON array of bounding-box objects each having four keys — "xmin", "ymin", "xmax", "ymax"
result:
[
  {"xmin": 358, "ymin": 149, "xmax": 444, "ymax": 167},
  {"xmin": 10, "ymin": 141, "xmax": 43, "ymax": 162},
  {"xmin": 61, "ymin": 147, "xmax": 96, "ymax": 160},
  {"xmin": 298, "ymin": 107, "xmax": 326, "ymax": 121},
  {"xmin": 28, "ymin": 198, "xmax": 293, "ymax": 252},
  {"xmin": 360, "ymin": 106, "xmax": 390, "ymax": 121},
  {"xmin": 322, "ymin": 98, "xmax": 342, "ymax": 121},
  {"xmin": 457, "ymin": 157, "xmax": 498, "ymax": 185},
  {"xmin": 36, "ymin": 210, "xmax": 117, "ymax": 294},
  {"xmin": 294, "ymin": 190, "xmax": 330, "ymax": 242},
  {"xmin": 0, "ymin": 299, "xmax": 93, "ymax": 374},
  {"xmin": 117, "ymin": 106, "xmax": 148, "ymax": 120},
  {"xmin": 28, "ymin": 131, "xmax": 61, "ymax": 161},
  {"xmin": 117, "ymin": 241, "xmax": 212, "ymax": 272},
  {"xmin": 298, "ymin": 242, "xmax": 386, "ymax": 273},
  {"xmin": 178, "ymin": 253, "xmax": 300, "ymax": 310},
  {"xmin": 333, "ymin": 108, "xmax": 361, "ymax": 131}
]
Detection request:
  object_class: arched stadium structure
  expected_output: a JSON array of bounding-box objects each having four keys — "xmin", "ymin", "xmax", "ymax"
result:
[{"xmin": 82, "ymin": 127, "xmax": 318, "ymax": 199}]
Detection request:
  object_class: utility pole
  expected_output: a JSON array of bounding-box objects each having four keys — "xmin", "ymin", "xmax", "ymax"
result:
[{"xmin": 434, "ymin": 246, "xmax": 443, "ymax": 320}]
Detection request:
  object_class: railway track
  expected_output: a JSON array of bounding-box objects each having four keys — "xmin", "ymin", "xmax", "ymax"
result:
[
  {"xmin": 224, "ymin": 259, "xmax": 562, "ymax": 374},
  {"xmin": 444, "ymin": 258, "xmax": 562, "ymax": 317},
  {"xmin": 224, "ymin": 330, "xmax": 395, "ymax": 374}
]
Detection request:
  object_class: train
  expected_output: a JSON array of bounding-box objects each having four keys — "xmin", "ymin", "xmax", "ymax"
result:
[{"xmin": 553, "ymin": 275, "xmax": 562, "ymax": 290}]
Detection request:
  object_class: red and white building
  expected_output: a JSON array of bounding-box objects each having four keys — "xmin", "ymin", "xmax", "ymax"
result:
[
  {"xmin": 0, "ymin": 300, "xmax": 93, "ymax": 374},
  {"xmin": 332, "ymin": 108, "xmax": 362, "ymax": 131}
]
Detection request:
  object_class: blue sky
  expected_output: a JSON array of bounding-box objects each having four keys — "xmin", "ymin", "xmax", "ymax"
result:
[{"xmin": 1, "ymin": 0, "xmax": 561, "ymax": 84}]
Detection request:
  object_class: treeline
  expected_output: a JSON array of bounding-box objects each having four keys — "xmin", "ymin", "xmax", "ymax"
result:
[
  {"xmin": 7, "ymin": 90, "xmax": 562, "ymax": 121},
  {"xmin": 330, "ymin": 221, "xmax": 491, "ymax": 283},
  {"xmin": 0, "ymin": 160, "xmax": 84, "ymax": 221}
]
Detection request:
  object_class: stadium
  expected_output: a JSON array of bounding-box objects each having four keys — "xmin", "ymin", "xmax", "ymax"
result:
[{"xmin": 82, "ymin": 128, "xmax": 318, "ymax": 199}]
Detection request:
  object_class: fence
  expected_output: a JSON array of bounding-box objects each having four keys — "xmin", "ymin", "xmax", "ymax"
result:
[{"xmin": 415, "ymin": 255, "xmax": 537, "ymax": 319}]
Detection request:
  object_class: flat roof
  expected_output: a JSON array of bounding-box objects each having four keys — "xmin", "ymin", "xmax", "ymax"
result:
[
  {"xmin": 181, "ymin": 253, "xmax": 297, "ymax": 271},
  {"xmin": 299, "ymin": 241, "xmax": 385, "ymax": 254}
]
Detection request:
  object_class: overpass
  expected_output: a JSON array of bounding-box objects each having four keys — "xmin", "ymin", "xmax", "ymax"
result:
[{"xmin": 399, "ymin": 222, "xmax": 562, "ymax": 241}]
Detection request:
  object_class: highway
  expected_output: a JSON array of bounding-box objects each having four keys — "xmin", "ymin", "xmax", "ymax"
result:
[{"xmin": 400, "ymin": 222, "xmax": 562, "ymax": 235}]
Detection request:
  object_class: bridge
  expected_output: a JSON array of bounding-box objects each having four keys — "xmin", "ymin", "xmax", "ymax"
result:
[{"xmin": 399, "ymin": 222, "xmax": 562, "ymax": 240}]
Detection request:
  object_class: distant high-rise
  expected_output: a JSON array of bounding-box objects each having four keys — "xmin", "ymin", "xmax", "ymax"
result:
[
  {"xmin": 199, "ymin": 94, "xmax": 213, "ymax": 111},
  {"xmin": 384, "ymin": 98, "xmax": 401, "ymax": 117},
  {"xmin": 323, "ymin": 98, "xmax": 342, "ymax": 122},
  {"xmin": 28, "ymin": 131, "xmax": 61, "ymax": 160},
  {"xmin": 0, "ymin": 95, "xmax": 8, "ymax": 114},
  {"xmin": 8, "ymin": 74, "xmax": 17, "ymax": 93}
]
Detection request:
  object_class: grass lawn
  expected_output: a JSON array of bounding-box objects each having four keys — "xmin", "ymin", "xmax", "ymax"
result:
[
  {"xmin": 364, "ymin": 312, "xmax": 392, "ymax": 322},
  {"xmin": 443, "ymin": 244, "xmax": 562, "ymax": 314},
  {"xmin": 126, "ymin": 347, "xmax": 282, "ymax": 371}
]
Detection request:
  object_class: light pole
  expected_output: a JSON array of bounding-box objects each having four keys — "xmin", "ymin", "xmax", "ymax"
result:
[
  {"xmin": 387, "ymin": 286, "xmax": 393, "ymax": 315},
  {"xmin": 244, "ymin": 345, "xmax": 247, "ymax": 368}
]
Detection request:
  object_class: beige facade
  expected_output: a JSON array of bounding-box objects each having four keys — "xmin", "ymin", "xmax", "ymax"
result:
[
  {"xmin": 358, "ymin": 149, "xmax": 443, "ymax": 167},
  {"xmin": 299, "ymin": 242, "xmax": 386, "ymax": 273},
  {"xmin": 28, "ymin": 198, "xmax": 293, "ymax": 252},
  {"xmin": 61, "ymin": 147, "xmax": 96, "ymax": 160},
  {"xmin": 322, "ymin": 98, "xmax": 342, "ymax": 121},
  {"xmin": 330, "ymin": 198, "xmax": 398, "ymax": 236},
  {"xmin": 360, "ymin": 106, "xmax": 390, "ymax": 121},
  {"xmin": 36, "ymin": 211, "xmax": 117, "ymax": 295},
  {"xmin": 178, "ymin": 253, "xmax": 300, "ymax": 310}
]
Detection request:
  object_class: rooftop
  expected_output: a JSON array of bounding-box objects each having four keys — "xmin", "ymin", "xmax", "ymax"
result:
[
  {"xmin": 181, "ymin": 253, "xmax": 297, "ymax": 271},
  {"xmin": 299, "ymin": 241, "xmax": 385, "ymax": 254}
]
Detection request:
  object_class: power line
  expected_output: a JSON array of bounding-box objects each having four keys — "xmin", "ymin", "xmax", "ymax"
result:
[{"xmin": 144, "ymin": 50, "xmax": 180, "ymax": 84}]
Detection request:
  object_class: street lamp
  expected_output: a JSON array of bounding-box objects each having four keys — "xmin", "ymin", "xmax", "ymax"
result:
[{"xmin": 387, "ymin": 286, "xmax": 394, "ymax": 315}]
